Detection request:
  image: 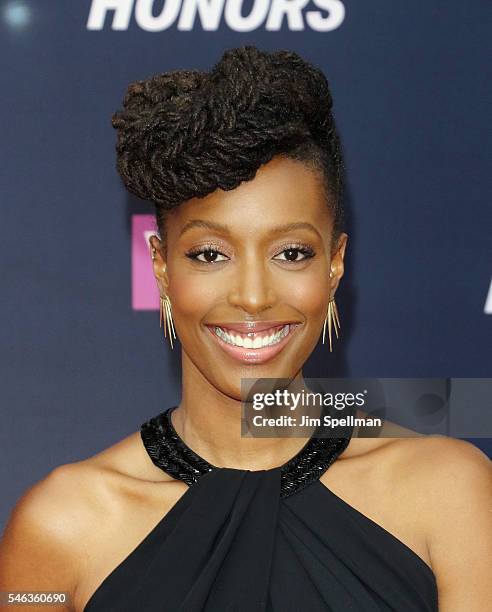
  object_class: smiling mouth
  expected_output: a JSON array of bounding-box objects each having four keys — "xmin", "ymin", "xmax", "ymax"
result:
[
  {"xmin": 204, "ymin": 322, "xmax": 301, "ymax": 364},
  {"xmin": 210, "ymin": 323, "xmax": 292, "ymax": 348}
]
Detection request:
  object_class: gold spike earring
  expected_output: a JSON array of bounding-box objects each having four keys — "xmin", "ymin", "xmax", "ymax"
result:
[
  {"xmin": 322, "ymin": 270, "xmax": 341, "ymax": 352},
  {"xmin": 160, "ymin": 294, "xmax": 177, "ymax": 349},
  {"xmin": 152, "ymin": 246, "xmax": 177, "ymax": 350}
]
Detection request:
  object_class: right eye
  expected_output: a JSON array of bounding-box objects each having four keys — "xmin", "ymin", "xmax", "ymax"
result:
[{"xmin": 185, "ymin": 247, "xmax": 229, "ymax": 264}]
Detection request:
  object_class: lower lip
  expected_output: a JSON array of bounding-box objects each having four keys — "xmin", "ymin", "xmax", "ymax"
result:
[{"xmin": 206, "ymin": 324, "xmax": 300, "ymax": 364}]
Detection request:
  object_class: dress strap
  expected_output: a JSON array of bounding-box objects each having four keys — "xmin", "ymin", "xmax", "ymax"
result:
[{"xmin": 141, "ymin": 405, "xmax": 354, "ymax": 498}]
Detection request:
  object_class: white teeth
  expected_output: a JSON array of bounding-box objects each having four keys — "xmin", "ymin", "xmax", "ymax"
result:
[{"xmin": 214, "ymin": 324, "xmax": 291, "ymax": 349}]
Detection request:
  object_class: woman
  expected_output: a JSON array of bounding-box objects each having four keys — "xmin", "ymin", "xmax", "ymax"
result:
[{"xmin": 0, "ymin": 46, "xmax": 490, "ymax": 612}]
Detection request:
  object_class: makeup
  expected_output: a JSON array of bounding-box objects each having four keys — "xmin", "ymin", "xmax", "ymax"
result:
[{"xmin": 205, "ymin": 322, "xmax": 301, "ymax": 364}]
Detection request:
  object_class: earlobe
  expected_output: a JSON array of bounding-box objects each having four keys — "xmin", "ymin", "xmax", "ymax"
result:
[
  {"xmin": 152, "ymin": 254, "xmax": 170, "ymax": 295},
  {"xmin": 338, "ymin": 233, "xmax": 348, "ymax": 260},
  {"xmin": 149, "ymin": 234, "xmax": 162, "ymax": 257},
  {"xmin": 149, "ymin": 236, "xmax": 168, "ymax": 273}
]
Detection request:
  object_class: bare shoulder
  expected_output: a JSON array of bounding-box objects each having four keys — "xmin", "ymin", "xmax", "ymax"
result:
[
  {"xmin": 386, "ymin": 433, "xmax": 492, "ymax": 498},
  {"xmin": 84, "ymin": 429, "xmax": 177, "ymax": 483},
  {"xmin": 0, "ymin": 461, "xmax": 100, "ymax": 610},
  {"xmin": 0, "ymin": 430, "xmax": 171, "ymax": 609},
  {"xmin": 362, "ymin": 428, "xmax": 492, "ymax": 516},
  {"xmin": 387, "ymin": 434, "xmax": 492, "ymax": 609},
  {"xmin": 407, "ymin": 434, "xmax": 492, "ymax": 476},
  {"xmin": 404, "ymin": 434, "xmax": 492, "ymax": 525}
]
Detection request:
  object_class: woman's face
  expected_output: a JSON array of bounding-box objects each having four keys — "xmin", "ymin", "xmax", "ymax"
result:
[{"xmin": 151, "ymin": 155, "xmax": 347, "ymax": 400}]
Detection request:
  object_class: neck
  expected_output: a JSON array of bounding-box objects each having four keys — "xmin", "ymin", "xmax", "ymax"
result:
[{"xmin": 172, "ymin": 351, "xmax": 319, "ymax": 471}]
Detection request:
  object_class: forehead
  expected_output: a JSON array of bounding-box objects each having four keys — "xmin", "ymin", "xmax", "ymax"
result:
[{"xmin": 169, "ymin": 156, "xmax": 331, "ymax": 237}]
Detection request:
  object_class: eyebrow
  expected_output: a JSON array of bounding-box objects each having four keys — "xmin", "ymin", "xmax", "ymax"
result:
[{"xmin": 179, "ymin": 219, "xmax": 321, "ymax": 238}]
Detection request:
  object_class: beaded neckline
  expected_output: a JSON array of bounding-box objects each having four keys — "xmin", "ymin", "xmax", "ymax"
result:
[{"xmin": 140, "ymin": 405, "xmax": 354, "ymax": 499}]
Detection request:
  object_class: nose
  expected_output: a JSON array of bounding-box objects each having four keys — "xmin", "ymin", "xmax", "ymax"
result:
[{"xmin": 227, "ymin": 253, "xmax": 277, "ymax": 316}]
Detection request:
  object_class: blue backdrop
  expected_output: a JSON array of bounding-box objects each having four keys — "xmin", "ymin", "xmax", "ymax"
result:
[{"xmin": 1, "ymin": 0, "xmax": 490, "ymax": 529}]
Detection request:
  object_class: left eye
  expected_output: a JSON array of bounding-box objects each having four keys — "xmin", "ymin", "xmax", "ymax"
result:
[{"xmin": 273, "ymin": 247, "xmax": 313, "ymax": 262}]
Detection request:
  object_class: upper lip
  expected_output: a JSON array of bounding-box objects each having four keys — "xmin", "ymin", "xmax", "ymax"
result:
[{"xmin": 205, "ymin": 321, "xmax": 301, "ymax": 333}]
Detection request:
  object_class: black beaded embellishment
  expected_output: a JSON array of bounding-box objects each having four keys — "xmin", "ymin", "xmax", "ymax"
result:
[{"xmin": 140, "ymin": 405, "xmax": 355, "ymax": 499}]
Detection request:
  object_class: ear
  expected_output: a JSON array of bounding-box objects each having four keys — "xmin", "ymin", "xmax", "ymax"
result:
[
  {"xmin": 149, "ymin": 235, "xmax": 169, "ymax": 295},
  {"xmin": 330, "ymin": 232, "xmax": 348, "ymax": 293}
]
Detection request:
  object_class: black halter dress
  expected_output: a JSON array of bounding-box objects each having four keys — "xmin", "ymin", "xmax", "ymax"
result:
[{"xmin": 83, "ymin": 406, "xmax": 438, "ymax": 611}]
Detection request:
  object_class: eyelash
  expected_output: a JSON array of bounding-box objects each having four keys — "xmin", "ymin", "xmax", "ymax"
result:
[{"xmin": 185, "ymin": 242, "xmax": 316, "ymax": 265}]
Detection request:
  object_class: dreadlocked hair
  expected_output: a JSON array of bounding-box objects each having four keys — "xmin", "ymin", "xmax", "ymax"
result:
[{"xmin": 111, "ymin": 45, "xmax": 345, "ymax": 245}]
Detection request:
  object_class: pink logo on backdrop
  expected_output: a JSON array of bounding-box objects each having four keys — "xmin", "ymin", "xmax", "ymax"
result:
[{"xmin": 131, "ymin": 214, "xmax": 160, "ymax": 310}]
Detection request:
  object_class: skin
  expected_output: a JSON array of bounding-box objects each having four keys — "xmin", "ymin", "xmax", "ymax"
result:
[{"xmin": 0, "ymin": 156, "xmax": 491, "ymax": 611}]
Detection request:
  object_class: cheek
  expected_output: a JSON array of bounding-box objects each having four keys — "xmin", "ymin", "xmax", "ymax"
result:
[
  {"xmin": 169, "ymin": 273, "xmax": 217, "ymax": 322},
  {"xmin": 289, "ymin": 273, "xmax": 329, "ymax": 323},
  {"xmin": 168, "ymin": 264, "xmax": 329, "ymax": 329}
]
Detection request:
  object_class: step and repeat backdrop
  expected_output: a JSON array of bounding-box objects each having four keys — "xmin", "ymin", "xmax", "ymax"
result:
[{"xmin": 1, "ymin": 1, "xmax": 490, "ymax": 527}]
